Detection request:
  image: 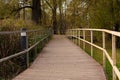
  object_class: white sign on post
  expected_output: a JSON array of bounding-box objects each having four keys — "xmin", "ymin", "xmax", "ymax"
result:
[{"xmin": 21, "ymin": 32, "xmax": 26, "ymax": 36}]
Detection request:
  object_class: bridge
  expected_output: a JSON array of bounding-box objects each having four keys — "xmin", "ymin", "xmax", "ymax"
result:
[
  {"xmin": 0, "ymin": 28, "xmax": 120, "ymax": 80},
  {"xmin": 13, "ymin": 35, "xmax": 106, "ymax": 80}
]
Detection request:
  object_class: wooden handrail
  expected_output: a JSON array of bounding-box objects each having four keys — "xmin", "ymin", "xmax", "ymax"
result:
[
  {"xmin": 0, "ymin": 28, "xmax": 53, "ymax": 63},
  {"xmin": 0, "ymin": 29, "xmax": 47, "ymax": 34},
  {"xmin": 0, "ymin": 35, "xmax": 49, "ymax": 63},
  {"xmin": 67, "ymin": 28, "xmax": 120, "ymax": 80},
  {"xmin": 71, "ymin": 28, "xmax": 120, "ymax": 37}
]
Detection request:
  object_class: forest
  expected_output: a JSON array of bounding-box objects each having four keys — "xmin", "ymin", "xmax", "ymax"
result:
[
  {"xmin": 0, "ymin": 0, "xmax": 120, "ymax": 80},
  {"xmin": 0, "ymin": 0, "xmax": 120, "ymax": 32}
]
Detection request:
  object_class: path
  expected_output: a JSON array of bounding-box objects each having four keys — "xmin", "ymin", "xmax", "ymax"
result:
[{"xmin": 13, "ymin": 35, "xmax": 106, "ymax": 80}]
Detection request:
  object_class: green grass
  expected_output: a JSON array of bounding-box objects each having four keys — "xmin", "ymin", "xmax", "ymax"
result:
[{"xmin": 71, "ymin": 38, "xmax": 120, "ymax": 80}]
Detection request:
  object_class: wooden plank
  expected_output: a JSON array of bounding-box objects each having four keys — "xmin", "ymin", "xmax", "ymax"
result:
[{"xmin": 13, "ymin": 35, "xmax": 106, "ymax": 80}]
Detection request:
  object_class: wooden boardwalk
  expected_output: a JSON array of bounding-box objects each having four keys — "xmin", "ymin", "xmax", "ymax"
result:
[{"xmin": 14, "ymin": 35, "xmax": 106, "ymax": 80}]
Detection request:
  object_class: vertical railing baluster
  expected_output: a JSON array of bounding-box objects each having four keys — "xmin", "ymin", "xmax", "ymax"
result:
[
  {"xmin": 112, "ymin": 35, "xmax": 116, "ymax": 80},
  {"xmin": 77, "ymin": 30, "xmax": 79, "ymax": 45},
  {"xmin": 102, "ymin": 32, "xmax": 106, "ymax": 69},
  {"xmin": 69, "ymin": 29, "xmax": 70, "ymax": 37},
  {"xmin": 79, "ymin": 30, "xmax": 81, "ymax": 46},
  {"xmin": 83, "ymin": 30, "xmax": 85, "ymax": 49},
  {"xmin": 73, "ymin": 29, "xmax": 75, "ymax": 43},
  {"xmin": 71, "ymin": 30, "xmax": 72, "ymax": 41},
  {"xmin": 71, "ymin": 30, "xmax": 73, "ymax": 41},
  {"xmin": 74, "ymin": 30, "xmax": 77, "ymax": 43},
  {"xmin": 67, "ymin": 29, "xmax": 69, "ymax": 37},
  {"xmin": 34, "ymin": 31, "xmax": 37, "ymax": 57},
  {"xmin": 91, "ymin": 30, "xmax": 93, "ymax": 57},
  {"xmin": 75, "ymin": 29, "xmax": 77, "ymax": 43}
]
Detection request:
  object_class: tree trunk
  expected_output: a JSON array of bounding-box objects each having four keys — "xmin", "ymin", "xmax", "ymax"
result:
[
  {"xmin": 32, "ymin": 0, "xmax": 42, "ymax": 24},
  {"xmin": 52, "ymin": 0, "xmax": 57, "ymax": 34},
  {"xmin": 59, "ymin": 0, "xmax": 63, "ymax": 34}
]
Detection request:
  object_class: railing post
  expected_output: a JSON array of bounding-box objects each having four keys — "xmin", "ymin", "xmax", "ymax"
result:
[
  {"xmin": 91, "ymin": 31, "xmax": 93, "ymax": 57},
  {"xmin": 40, "ymin": 31, "xmax": 42, "ymax": 49},
  {"xmin": 75, "ymin": 29, "xmax": 76, "ymax": 43},
  {"xmin": 66, "ymin": 29, "xmax": 68, "ymax": 37},
  {"xmin": 49, "ymin": 28, "xmax": 52, "ymax": 37},
  {"xmin": 79, "ymin": 30, "xmax": 81, "ymax": 46},
  {"xmin": 112, "ymin": 34, "xmax": 116, "ymax": 80},
  {"xmin": 77, "ymin": 30, "xmax": 79, "ymax": 45},
  {"xmin": 70, "ymin": 29, "xmax": 71, "ymax": 37},
  {"xmin": 73, "ymin": 30, "xmax": 75, "ymax": 43},
  {"xmin": 34, "ymin": 31, "xmax": 37, "ymax": 57},
  {"xmin": 83, "ymin": 30, "xmax": 85, "ymax": 49},
  {"xmin": 68, "ymin": 29, "xmax": 70, "ymax": 37},
  {"xmin": 102, "ymin": 32, "xmax": 106, "ymax": 69},
  {"xmin": 72, "ymin": 30, "xmax": 74, "ymax": 42},
  {"xmin": 21, "ymin": 28, "xmax": 29, "ymax": 68},
  {"xmin": 66, "ymin": 29, "xmax": 68, "ymax": 36},
  {"xmin": 46, "ymin": 30, "xmax": 49, "ymax": 42}
]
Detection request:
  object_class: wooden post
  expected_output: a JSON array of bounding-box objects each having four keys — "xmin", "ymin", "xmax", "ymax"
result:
[
  {"xmin": 112, "ymin": 35, "xmax": 116, "ymax": 80},
  {"xmin": 79, "ymin": 30, "xmax": 81, "ymax": 46},
  {"xmin": 72, "ymin": 30, "xmax": 74, "ymax": 42},
  {"xmin": 102, "ymin": 32, "xmax": 106, "ymax": 69},
  {"xmin": 70, "ymin": 30, "xmax": 71, "ymax": 38},
  {"xmin": 50, "ymin": 28, "xmax": 52, "ymax": 39},
  {"xmin": 70, "ymin": 30, "xmax": 71, "ymax": 40},
  {"xmin": 83, "ymin": 30, "xmax": 85, "ymax": 49},
  {"xmin": 74, "ymin": 29, "xmax": 76, "ymax": 43},
  {"xmin": 21, "ymin": 28, "xmax": 29, "ymax": 68},
  {"xmin": 68, "ymin": 29, "xmax": 72, "ymax": 36},
  {"xmin": 70, "ymin": 30, "xmax": 71, "ymax": 37},
  {"xmin": 91, "ymin": 31, "xmax": 93, "ymax": 57},
  {"xmin": 40, "ymin": 31, "xmax": 42, "ymax": 49},
  {"xmin": 77, "ymin": 30, "xmax": 79, "ymax": 45},
  {"xmin": 66, "ymin": 29, "xmax": 68, "ymax": 37},
  {"xmin": 67, "ymin": 29, "xmax": 68, "ymax": 37},
  {"xmin": 34, "ymin": 31, "xmax": 37, "ymax": 57},
  {"xmin": 73, "ymin": 30, "xmax": 75, "ymax": 43},
  {"xmin": 46, "ymin": 30, "xmax": 49, "ymax": 42}
]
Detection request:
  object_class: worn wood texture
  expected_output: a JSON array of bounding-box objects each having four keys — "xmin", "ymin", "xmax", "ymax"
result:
[{"xmin": 13, "ymin": 35, "xmax": 106, "ymax": 80}]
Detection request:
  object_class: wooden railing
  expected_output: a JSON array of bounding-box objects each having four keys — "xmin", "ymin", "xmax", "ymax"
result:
[
  {"xmin": 0, "ymin": 28, "xmax": 53, "ymax": 79},
  {"xmin": 66, "ymin": 28, "xmax": 120, "ymax": 80}
]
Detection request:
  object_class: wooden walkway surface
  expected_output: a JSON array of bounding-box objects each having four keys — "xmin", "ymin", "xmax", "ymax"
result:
[{"xmin": 14, "ymin": 35, "xmax": 106, "ymax": 80}]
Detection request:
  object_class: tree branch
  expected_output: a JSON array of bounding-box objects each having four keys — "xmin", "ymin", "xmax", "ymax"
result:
[
  {"xmin": 44, "ymin": 0, "xmax": 54, "ymax": 10},
  {"xmin": 11, "ymin": 6, "xmax": 33, "ymax": 14}
]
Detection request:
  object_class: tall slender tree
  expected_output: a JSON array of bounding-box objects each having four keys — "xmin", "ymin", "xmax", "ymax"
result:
[{"xmin": 52, "ymin": 0, "xmax": 57, "ymax": 34}]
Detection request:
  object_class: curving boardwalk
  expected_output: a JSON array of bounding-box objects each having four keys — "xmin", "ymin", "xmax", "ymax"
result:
[{"xmin": 14, "ymin": 35, "xmax": 106, "ymax": 80}]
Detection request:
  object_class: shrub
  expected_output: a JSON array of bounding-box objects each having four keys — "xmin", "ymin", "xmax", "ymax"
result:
[{"xmin": 0, "ymin": 19, "xmax": 43, "ymax": 79}]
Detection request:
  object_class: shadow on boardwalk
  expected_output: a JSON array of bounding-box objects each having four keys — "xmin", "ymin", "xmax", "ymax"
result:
[{"xmin": 14, "ymin": 35, "xmax": 106, "ymax": 80}]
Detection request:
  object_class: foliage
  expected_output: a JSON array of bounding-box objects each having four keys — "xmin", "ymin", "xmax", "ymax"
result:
[
  {"xmin": 0, "ymin": 19, "xmax": 43, "ymax": 79},
  {"xmin": 1, "ymin": 0, "xmax": 120, "ymax": 79},
  {"xmin": 0, "ymin": 19, "xmax": 40, "ymax": 31},
  {"xmin": 0, "ymin": 0, "xmax": 19, "ymax": 19},
  {"xmin": 66, "ymin": 0, "xmax": 120, "ymax": 30}
]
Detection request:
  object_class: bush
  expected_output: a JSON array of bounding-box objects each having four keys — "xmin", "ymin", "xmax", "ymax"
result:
[
  {"xmin": 0, "ymin": 19, "xmax": 43, "ymax": 79},
  {"xmin": 0, "ymin": 19, "xmax": 41, "ymax": 31}
]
